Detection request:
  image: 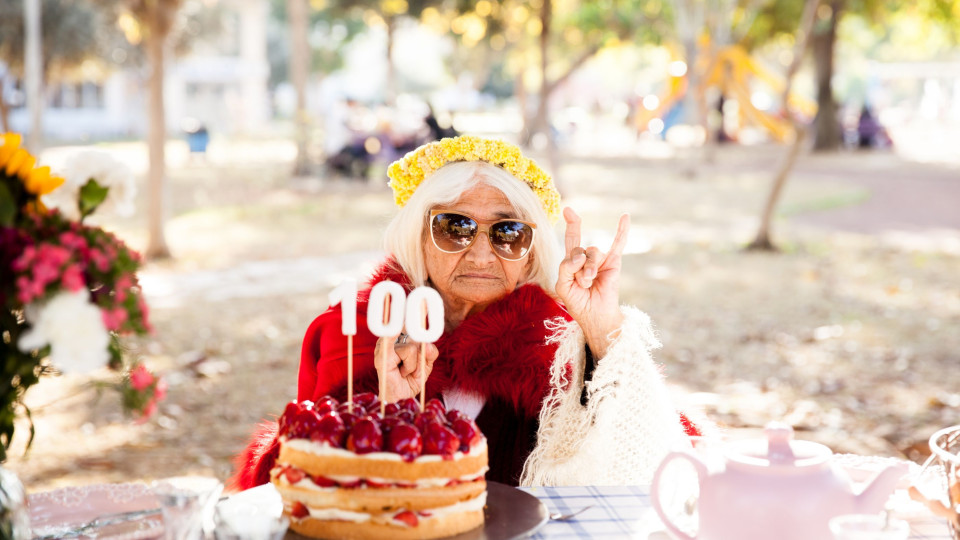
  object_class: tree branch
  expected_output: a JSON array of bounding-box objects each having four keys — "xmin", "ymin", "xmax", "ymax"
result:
[
  {"xmin": 544, "ymin": 44, "xmax": 601, "ymax": 95},
  {"xmin": 783, "ymin": 0, "xmax": 821, "ymax": 122}
]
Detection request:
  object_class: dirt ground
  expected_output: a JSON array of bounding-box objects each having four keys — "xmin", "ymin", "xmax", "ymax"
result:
[{"xmin": 7, "ymin": 138, "xmax": 960, "ymax": 493}]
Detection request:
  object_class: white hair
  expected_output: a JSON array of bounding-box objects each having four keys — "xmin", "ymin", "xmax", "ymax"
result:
[{"xmin": 383, "ymin": 161, "xmax": 561, "ymax": 294}]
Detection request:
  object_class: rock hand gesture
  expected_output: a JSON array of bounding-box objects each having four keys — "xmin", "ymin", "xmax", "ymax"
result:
[{"xmin": 554, "ymin": 207, "xmax": 630, "ymax": 359}]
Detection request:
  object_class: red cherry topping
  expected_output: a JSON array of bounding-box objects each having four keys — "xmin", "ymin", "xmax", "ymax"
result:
[
  {"xmin": 380, "ymin": 416, "xmax": 403, "ymax": 435},
  {"xmin": 394, "ymin": 510, "xmax": 419, "ymax": 527},
  {"xmin": 397, "ymin": 397, "xmax": 419, "ymax": 413},
  {"xmin": 425, "ymin": 398, "xmax": 446, "ymax": 415},
  {"xmin": 384, "ymin": 402, "xmax": 401, "ymax": 417},
  {"xmin": 385, "ymin": 423, "xmax": 423, "ymax": 462},
  {"xmin": 339, "ymin": 411, "xmax": 359, "ymax": 430},
  {"xmin": 354, "ymin": 392, "xmax": 378, "ymax": 409},
  {"xmin": 415, "ymin": 409, "xmax": 444, "ymax": 430},
  {"xmin": 310, "ymin": 411, "xmax": 346, "ymax": 447},
  {"xmin": 289, "ymin": 409, "xmax": 322, "ymax": 439},
  {"xmin": 422, "ymin": 421, "xmax": 460, "ymax": 459},
  {"xmin": 451, "ymin": 418, "xmax": 483, "ymax": 452},
  {"xmin": 347, "ymin": 417, "xmax": 383, "ymax": 454},
  {"xmin": 283, "ymin": 467, "xmax": 305, "ymax": 484},
  {"xmin": 291, "ymin": 502, "xmax": 309, "ymax": 519},
  {"xmin": 299, "ymin": 400, "xmax": 315, "ymax": 411},
  {"xmin": 314, "ymin": 396, "xmax": 338, "ymax": 415},
  {"xmin": 278, "ymin": 401, "xmax": 300, "ymax": 435},
  {"xmin": 446, "ymin": 410, "xmax": 468, "ymax": 423}
]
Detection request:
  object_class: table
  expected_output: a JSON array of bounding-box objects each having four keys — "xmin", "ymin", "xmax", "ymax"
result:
[
  {"xmin": 28, "ymin": 482, "xmax": 954, "ymax": 539},
  {"xmin": 520, "ymin": 485, "xmax": 954, "ymax": 539}
]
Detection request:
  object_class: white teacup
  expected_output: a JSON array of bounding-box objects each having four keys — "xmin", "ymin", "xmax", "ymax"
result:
[{"xmin": 829, "ymin": 513, "xmax": 910, "ymax": 540}]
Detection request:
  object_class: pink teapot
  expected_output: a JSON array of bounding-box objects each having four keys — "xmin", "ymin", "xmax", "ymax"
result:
[{"xmin": 651, "ymin": 423, "xmax": 908, "ymax": 540}]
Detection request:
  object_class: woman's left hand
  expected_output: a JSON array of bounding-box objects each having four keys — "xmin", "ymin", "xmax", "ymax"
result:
[{"xmin": 555, "ymin": 207, "xmax": 629, "ymax": 359}]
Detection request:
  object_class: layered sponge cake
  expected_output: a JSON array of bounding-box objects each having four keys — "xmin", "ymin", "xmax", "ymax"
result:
[{"xmin": 272, "ymin": 393, "xmax": 488, "ymax": 539}]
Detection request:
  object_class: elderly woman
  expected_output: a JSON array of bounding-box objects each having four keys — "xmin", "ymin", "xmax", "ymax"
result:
[{"xmin": 234, "ymin": 136, "xmax": 701, "ymax": 490}]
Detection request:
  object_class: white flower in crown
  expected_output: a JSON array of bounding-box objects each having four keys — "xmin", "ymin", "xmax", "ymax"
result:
[
  {"xmin": 18, "ymin": 290, "xmax": 110, "ymax": 374},
  {"xmin": 45, "ymin": 150, "xmax": 136, "ymax": 219}
]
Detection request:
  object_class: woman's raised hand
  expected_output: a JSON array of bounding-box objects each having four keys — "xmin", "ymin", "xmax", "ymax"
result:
[
  {"xmin": 555, "ymin": 207, "xmax": 629, "ymax": 359},
  {"xmin": 374, "ymin": 334, "xmax": 439, "ymax": 401}
]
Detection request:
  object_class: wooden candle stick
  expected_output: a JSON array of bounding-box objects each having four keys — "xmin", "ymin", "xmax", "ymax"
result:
[
  {"xmin": 419, "ymin": 299, "xmax": 427, "ymax": 412},
  {"xmin": 329, "ymin": 279, "xmax": 357, "ymax": 412},
  {"xmin": 405, "ymin": 287, "xmax": 444, "ymax": 412},
  {"xmin": 367, "ymin": 281, "xmax": 406, "ymax": 416},
  {"xmin": 380, "ymin": 294, "xmax": 389, "ymax": 416}
]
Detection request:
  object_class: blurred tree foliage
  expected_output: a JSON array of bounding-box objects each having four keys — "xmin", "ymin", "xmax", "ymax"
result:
[
  {"xmin": 0, "ymin": 0, "xmax": 128, "ymax": 131},
  {"xmin": 266, "ymin": 0, "xmax": 367, "ymax": 89},
  {"xmin": 744, "ymin": 0, "xmax": 960, "ymax": 151},
  {"xmin": 0, "ymin": 0, "xmax": 222, "ymax": 133},
  {"xmin": 404, "ymin": 0, "xmax": 677, "ymax": 144}
]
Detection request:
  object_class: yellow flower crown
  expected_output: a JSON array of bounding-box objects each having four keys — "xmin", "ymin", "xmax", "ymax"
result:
[{"xmin": 387, "ymin": 135, "xmax": 561, "ymax": 222}]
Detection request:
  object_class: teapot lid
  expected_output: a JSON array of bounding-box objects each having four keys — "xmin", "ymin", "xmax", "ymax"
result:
[{"xmin": 725, "ymin": 423, "xmax": 832, "ymax": 471}]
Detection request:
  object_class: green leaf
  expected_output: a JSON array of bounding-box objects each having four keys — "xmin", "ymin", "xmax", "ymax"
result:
[
  {"xmin": 23, "ymin": 404, "xmax": 34, "ymax": 455},
  {"xmin": 78, "ymin": 178, "xmax": 110, "ymax": 220},
  {"xmin": 0, "ymin": 182, "xmax": 15, "ymax": 227}
]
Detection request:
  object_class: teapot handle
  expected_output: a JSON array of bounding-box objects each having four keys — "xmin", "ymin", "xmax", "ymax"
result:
[{"xmin": 651, "ymin": 450, "xmax": 708, "ymax": 540}]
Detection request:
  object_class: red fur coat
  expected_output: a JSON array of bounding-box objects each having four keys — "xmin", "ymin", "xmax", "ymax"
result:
[{"xmin": 232, "ymin": 260, "xmax": 700, "ymax": 489}]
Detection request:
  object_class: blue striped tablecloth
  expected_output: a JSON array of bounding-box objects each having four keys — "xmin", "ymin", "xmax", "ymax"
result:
[{"xmin": 519, "ymin": 485, "xmax": 953, "ymax": 539}]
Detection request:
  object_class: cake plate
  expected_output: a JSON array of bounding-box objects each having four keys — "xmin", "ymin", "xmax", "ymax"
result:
[{"xmin": 283, "ymin": 481, "xmax": 548, "ymax": 540}]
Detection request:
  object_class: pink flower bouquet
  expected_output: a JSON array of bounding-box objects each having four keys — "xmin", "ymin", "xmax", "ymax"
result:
[{"xmin": 0, "ymin": 133, "xmax": 161, "ymax": 461}]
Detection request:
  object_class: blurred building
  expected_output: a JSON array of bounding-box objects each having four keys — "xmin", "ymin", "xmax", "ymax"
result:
[{"xmin": 3, "ymin": 0, "xmax": 269, "ymax": 141}]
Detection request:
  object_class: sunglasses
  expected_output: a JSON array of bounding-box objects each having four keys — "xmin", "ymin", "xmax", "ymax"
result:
[{"xmin": 429, "ymin": 210, "xmax": 537, "ymax": 261}]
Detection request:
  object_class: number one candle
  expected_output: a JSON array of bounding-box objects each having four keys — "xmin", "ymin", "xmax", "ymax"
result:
[{"xmin": 328, "ymin": 279, "xmax": 357, "ymax": 412}]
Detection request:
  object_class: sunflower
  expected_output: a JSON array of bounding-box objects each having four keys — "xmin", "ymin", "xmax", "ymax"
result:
[{"xmin": 0, "ymin": 132, "xmax": 65, "ymax": 197}]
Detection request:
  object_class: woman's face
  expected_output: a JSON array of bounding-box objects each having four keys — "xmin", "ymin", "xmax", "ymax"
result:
[{"xmin": 424, "ymin": 183, "xmax": 531, "ymax": 316}]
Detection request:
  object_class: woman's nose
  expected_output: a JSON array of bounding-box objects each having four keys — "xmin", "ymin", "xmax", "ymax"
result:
[{"xmin": 464, "ymin": 230, "xmax": 498, "ymax": 264}]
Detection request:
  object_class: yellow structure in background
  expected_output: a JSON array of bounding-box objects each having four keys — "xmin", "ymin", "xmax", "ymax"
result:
[
  {"xmin": 702, "ymin": 45, "xmax": 817, "ymax": 142},
  {"xmin": 636, "ymin": 44, "xmax": 817, "ymax": 143}
]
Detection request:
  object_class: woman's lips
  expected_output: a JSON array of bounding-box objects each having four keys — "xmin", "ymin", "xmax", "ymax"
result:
[{"xmin": 459, "ymin": 273, "xmax": 498, "ymax": 279}]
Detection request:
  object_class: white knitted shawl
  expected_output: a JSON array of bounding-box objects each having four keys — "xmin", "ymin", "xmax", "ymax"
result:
[{"xmin": 520, "ymin": 306, "xmax": 694, "ymax": 486}]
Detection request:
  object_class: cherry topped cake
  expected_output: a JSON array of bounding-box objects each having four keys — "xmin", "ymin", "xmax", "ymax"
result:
[{"xmin": 272, "ymin": 393, "xmax": 488, "ymax": 540}]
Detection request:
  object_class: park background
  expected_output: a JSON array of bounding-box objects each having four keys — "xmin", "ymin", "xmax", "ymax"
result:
[{"xmin": 1, "ymin": 0, "xmax": 959, "ymax": 491}]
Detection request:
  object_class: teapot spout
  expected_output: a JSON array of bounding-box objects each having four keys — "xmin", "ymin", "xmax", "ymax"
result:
[{"xmin": 854, "ymin": 462, "xmax": 910, "ymax": 513}]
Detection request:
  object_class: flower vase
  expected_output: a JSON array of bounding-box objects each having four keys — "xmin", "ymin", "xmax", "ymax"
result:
[{"xmin": 0, "ymin": 465, "xmax": 30, "ymax": 540}]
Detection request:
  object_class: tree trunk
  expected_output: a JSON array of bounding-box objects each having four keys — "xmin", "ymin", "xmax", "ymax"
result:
[
  {"xmin": 747, "ymin": 128, "xmax": 807, "ymax": 251},
  {"xmin": 288, "ymin": 0, "xmax": 310, "ymax": 176},
  {"xmin": 0, "ymin": 96, "xmax": 10, "ymax": 133},
  {"xmin": 811, "ymin": 0, "xmax": 842, "ymax": 151},
  {"xmin": 24, "ymin": 0, "xmax": 43, "ymax": 153},
  {"xmin": 748, "ymin": 0, "xmax": 821, "ymax": 252},
  {"xmin": 521, "ymin": 0, "xmax": 552, "ymax": 147},
  {"xmin": 679, "ymin": 37, "xmax": 703, "ymax": 178},
  {"xmin": 514, "ymin": 66, "xmax": 527, "ymax": 131},
  {"xmin": 385, "ymin": 16, "xmax": 396, "ymax": 106},
  {"xmin": 144, "ymin": 6, "xmax": 171, "ymax": 260}
]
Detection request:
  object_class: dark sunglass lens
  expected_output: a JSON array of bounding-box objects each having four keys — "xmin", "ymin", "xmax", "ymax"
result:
[
  {"xmin": 433, "ymin": 213, "xmax": 477, "ymax": 251},
  {"xmin": 490, "ymin": 221, "xmax": 533, "ymax": 259}
]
